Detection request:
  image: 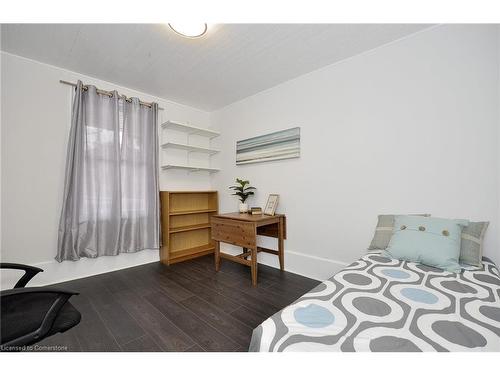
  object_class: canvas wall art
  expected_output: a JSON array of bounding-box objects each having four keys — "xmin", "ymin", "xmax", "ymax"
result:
[{"xmin": 236, "ymin": 127, "xmax": 300, "ymax": 165}]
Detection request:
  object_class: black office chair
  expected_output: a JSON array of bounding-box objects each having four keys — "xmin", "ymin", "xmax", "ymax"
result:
[{"xmin": 0, "ymin": 263, "xmax": 81, "ymax": 351}]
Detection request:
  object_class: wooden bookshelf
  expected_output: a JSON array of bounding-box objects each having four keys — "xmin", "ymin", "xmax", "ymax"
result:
[{"xmin": 160, "ymin": 191, "xmax": 218, "ymax": 265}]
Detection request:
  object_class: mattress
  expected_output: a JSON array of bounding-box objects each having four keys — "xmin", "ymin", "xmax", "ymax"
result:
[{"xmin": 249, "ymin": 251, "xmax": 500, "ymax": 351}]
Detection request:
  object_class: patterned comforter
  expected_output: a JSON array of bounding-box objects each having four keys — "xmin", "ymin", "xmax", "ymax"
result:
[{"xmin": 249, "ymin": 251, "xmax": 500, "ymax": 351}]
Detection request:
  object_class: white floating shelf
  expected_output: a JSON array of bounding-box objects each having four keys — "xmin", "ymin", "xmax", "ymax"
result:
[
  {"xmin": 161, "ymin": 164, "xmax": 220, "ymax": 173},
  {"xmin": 162, "ymin": 120, "xmax": 220, "ymax": 139},
  {"xmin": 161, "ymin": 142, "xmax": 220, "ymax": 155}
]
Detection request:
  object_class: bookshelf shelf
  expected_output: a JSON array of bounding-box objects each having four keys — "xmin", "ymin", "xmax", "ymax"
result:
[
  {"xmin": 161, "ymin": 142, "xmax": 220, "ymax": 155},
  {"xmin": 161, "ymin": 164, "xmax": 220, "ymax": 173},
  {"xmin": 160, "ymin": 191, "xmax": 218, "ymax": 265},
  {"xmin": 161, "ymin": 120, "xmax": 220, "ymax": 139}
]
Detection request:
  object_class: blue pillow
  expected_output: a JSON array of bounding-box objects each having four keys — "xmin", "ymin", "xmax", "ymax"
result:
[{"xmin": 384, "ymin": 215, "xmax": 469, "ymax": 273}]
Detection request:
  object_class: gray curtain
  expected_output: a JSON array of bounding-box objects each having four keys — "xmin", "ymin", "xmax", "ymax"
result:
[{"xmin": 56, "ymin": 81, "xmax": 160, "ymax": 262}]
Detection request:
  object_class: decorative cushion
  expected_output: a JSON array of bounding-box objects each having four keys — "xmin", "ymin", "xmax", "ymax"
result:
[
  {"xmin": 368, "ymin": 214, "xmax": 430, "ymax": 250},
  {"xmin": 384, "ymin": 215, "xmax": 469, "ymax": 273},
  {"xmin": 460, "ymin": 222, "xmax": 489, "ymax": 267}
]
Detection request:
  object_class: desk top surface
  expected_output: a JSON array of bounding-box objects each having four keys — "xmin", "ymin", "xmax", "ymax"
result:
[{"xmin": 212, "ymin": 212, "xmax": 284, "ymax": 222}]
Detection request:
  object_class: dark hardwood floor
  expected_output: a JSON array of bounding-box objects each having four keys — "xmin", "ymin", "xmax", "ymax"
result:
[{"xmin": 34, "ymin": 255, "xmax": 320, "ymax": 352}]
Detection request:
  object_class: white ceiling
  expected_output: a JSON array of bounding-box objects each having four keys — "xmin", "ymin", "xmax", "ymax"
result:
[{"xmin": 1, "ymin": 24, "xmax": 432, "ymax": 111}]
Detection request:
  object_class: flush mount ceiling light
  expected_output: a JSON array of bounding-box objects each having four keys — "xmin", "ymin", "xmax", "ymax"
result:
[{"xmin": 168, "ymin": 23, "xmax": 208, "ymax": 38}]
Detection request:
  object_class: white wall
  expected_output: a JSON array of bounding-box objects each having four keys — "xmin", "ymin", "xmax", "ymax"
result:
[
  {"xmin": 498, "ymin": 25, "xmax": 500, "ymax": 272},
  {"xmin": 210, "ymin": 25, "xmax": 500, "ymax": 280},
  {"xmin": 0, "ymin": 28, "xmax": 3, "ymax": 263},
  {"xmin": 0, "ymin": 52, "xmax": 211, "ymax": 287},
  {"xmin": 2, "ymin": 25, "xmax": 499, "ymax": 286}
]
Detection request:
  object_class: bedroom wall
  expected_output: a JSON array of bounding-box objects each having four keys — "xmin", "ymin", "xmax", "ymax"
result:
[
  {"xmin": 210, "ymin": 24, "xmax": 500, "ymax": 280},
  {"xmin": 2, "ymin": 25, "xmax": 498, "ymax": 286},
  {"xmin": 0, "ymin": 52, "xmax": 211, "ymax": 287},
  {"xmin": 498, "ymin": 25, "xmax": 500, "ymax": 274},
  {"xmin": 0, "ymin": 28, "xmax": 3, "ymax": 263}
]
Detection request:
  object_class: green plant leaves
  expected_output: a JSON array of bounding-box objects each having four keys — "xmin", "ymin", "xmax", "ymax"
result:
[{"xmin": 229, "ymin": 178, "xmax": 256, "ymax": 203}]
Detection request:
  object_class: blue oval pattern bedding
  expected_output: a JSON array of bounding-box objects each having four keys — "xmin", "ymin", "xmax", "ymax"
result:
[{"xmin": 249, "ymin": 251, "xmax": 500, "ymax": 351}]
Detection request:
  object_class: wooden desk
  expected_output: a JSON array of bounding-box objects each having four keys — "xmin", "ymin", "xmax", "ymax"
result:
[{"xmin": 210, "ymin": 212, "xmax": 286, "ymax": 286}]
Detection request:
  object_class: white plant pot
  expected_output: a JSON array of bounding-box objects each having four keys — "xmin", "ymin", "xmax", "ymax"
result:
[{"xmin": 239, "ymin": 203, "xmax": 249, "ymax": 213}]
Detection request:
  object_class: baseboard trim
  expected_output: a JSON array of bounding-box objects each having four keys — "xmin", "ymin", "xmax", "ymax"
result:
[
  {"xmin": 219, "ymin": 243, "xmax": 349, "ymax": 281},
  {"xmin": 259, "ymin": 250, "xmax": 349, "ymax": 281},
  {"xmin": 0, "ymin": 250, "xmax": 160, "ymax": 289},
  {"xmin": 1, "ymin": 247, "xmax": 349, "ymax": 289}
]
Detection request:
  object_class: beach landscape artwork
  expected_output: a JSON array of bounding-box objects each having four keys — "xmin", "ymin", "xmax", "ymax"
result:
[{"xmin": 236, "ymin": 127, "xmax": 301, "ymax": 165}]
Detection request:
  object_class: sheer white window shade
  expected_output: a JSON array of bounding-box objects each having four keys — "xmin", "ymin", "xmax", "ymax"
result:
[{"xmin": 82, "ymin": 98, "xmax": 148, "ymax": 220}]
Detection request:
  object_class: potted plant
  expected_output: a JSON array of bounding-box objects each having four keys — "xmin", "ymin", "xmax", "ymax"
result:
[{"xmin": 229, "ymin": 178, "xmax": 256, "ymax": 213}]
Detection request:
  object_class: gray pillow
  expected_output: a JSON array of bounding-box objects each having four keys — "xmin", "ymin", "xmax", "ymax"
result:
[
  {"xmin": 460, "ymin": 222, "xmax": 489, "ymax": 267},
  {"xmin": 368, "ymin": 214, "xmax": 430, "ymax": 250}
]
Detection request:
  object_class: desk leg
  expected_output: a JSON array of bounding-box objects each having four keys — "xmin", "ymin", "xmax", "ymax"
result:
[
  {"xmin": 242, "ymin": 247, "xmax": 249, "ymax": 260},
  {"xmin": 214, "ymin": 240, "xmax": 221, "ymax": 272},
  {"xmin": 251, "ymin": 247, "xmax": 258, "ymax": 286},
  {"xmin": 278, "ymin": 217, "xmax": 284, "ymax": 271}
]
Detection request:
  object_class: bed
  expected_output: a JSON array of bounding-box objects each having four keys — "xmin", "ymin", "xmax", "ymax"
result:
[{"xmin": 249, "ymin": 251, "xmax": 500, "ymax": 351}]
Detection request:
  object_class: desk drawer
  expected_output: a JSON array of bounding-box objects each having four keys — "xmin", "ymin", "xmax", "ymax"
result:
[{"xmin": 211, "ymin": 218, "xmax": 256, "ymax": 248}]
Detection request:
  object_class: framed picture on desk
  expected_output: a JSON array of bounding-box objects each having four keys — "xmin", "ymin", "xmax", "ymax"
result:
[{"xmin": 264, "ymin": 194, "xmax": 279, "ymax": 215}]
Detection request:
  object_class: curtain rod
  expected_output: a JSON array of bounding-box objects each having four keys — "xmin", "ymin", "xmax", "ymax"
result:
[{"xmin": 59, "ymin": 80, "xmax": 164, "ymax": 110}]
